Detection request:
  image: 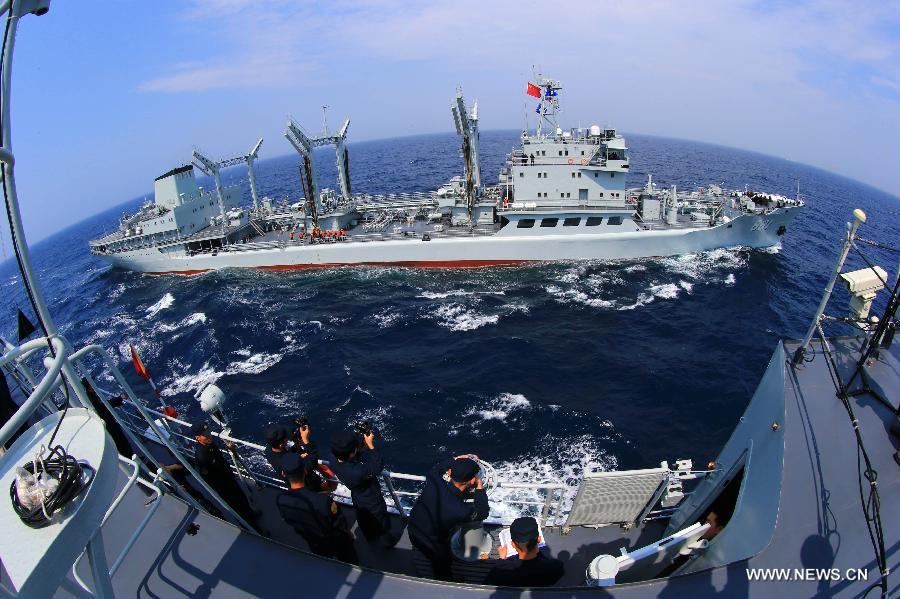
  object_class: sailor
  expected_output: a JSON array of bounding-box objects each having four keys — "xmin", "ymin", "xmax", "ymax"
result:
[
  {"xmin": 329, "ymin": 429, "xmax": 399, "ymax": 548},
  {"xmin": 408, "ymin": 455, "xmax": 490, "ymax": 581},
  {"xmin": 191, "ymin": 420, "xmax": 259, "ymax": 529},
  {"xmin": 292, "ymin": 418, "xmax": 337, "ymax": 492},
  {"xmin": 275, "ymin": 453, "xmax": 359, "ymax": 564},
  {"xmin": 265, "ymin": 423, "xmax": 322, "ymax": 492},
  {"xmin": 529, "ymin": 153, "xmax": 535, "ymax": 165},
  {"xmin": 485, "ymin": 516, "xmax": 564, "ymax": 587}
]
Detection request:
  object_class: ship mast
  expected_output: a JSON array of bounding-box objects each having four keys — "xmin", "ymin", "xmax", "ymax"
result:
[{"xmin": 534, "ymin": 74, "xmax": 561, "ymax": 138}]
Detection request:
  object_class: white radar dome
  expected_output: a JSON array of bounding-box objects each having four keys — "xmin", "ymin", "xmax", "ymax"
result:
[{"xmin": 590, "ymin": 125, "xmax": 602, "ymax": 137}]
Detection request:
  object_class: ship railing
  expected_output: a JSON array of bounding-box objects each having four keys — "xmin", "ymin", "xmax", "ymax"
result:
[
  {"xmin": 1, "ymin": 337, "xmax": 666, "ymax": 534},
  {"xmin": 109, "ymin": 398, "xmax": 572, "ymax": 527},
  {"xmin": 70, "ymin": 454, "xmax": 163, "ymax": 593},
  {"xmin": 2, "ymin": 338, "xmax": 259, "ymax": 531},
  {"xmin": 522, "ymin": 135, "xmax": 603, "ymax": 146}
]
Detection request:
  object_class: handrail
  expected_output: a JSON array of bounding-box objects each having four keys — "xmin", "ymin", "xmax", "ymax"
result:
[
  {"xmin": 68, "ymin": 344, "xmax": 255, "ymax": 531},
  {"xmin": 116, "ymin": 404, "xmax": 572, "ymax": 525},
  {"xmin": 0, "ymin": 336, "xmax": 67, "ymax": 446},
  {"xmin": 71, "ymin": 455, "xmax": 164, "ymax": 593}
]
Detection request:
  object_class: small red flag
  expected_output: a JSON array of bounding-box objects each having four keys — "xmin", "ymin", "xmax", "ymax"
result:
[
  {"xmin": 526, "ymin": 82, "xmax": 541, "ymax": 98},
  {"xmin": 130, "ymin": 344, "xmax": 151, "ymax": 381}
]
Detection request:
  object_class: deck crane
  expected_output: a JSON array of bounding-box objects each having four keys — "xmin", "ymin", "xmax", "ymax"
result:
[
  {"xmin": 451, "ymin": 89, "xmax": 482, "ymax": 222},
  {"xmin": 285, "ymin": 111, "xmax": 352, "ymax": 231},
  {"xmin": 192, "ymin": 138, "xmax": 264, "ymax": 227}
]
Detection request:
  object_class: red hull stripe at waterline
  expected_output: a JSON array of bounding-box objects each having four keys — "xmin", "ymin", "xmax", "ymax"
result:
[
  {"xmin": 257, "ymin": 259, "xmax": 532, "ymax": 271},
  {"xmin": 145, "ymin": 259, "xmax": 532, "ymax": 275}
]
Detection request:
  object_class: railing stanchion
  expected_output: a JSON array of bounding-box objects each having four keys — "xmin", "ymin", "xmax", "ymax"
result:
[{"xmin": 382, "ymin": 472, "xmax": 408, "ymax": 520}]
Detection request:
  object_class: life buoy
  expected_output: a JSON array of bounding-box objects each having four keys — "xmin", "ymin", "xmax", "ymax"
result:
[
  {"xmin": 567, "ymin": 158, "xmax": 574, "ymax": 165},
  {"xmin": 581, "ymin": 158, "xmax": 588, "ymax": 165}
]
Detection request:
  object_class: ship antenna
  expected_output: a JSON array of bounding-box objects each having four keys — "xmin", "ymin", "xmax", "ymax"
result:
[{"xmin": 322, "ymin": 105, "xmax": 330, "ymax": 136}]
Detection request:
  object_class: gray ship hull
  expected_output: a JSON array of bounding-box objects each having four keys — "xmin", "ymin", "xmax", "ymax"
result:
[{"xmin": 98, "ymin": 205, "xmax": 801, "ymax": 274}]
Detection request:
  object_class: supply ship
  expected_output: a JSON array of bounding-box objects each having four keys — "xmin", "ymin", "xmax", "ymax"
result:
[{"xmin": 89, "ymin": 78, "xmax": 803, "ymax": 274}]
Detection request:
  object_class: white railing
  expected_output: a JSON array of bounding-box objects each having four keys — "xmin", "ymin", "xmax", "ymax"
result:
[{"xmin": 112, "ymin": 401, "xmax": 570, "ymax": 526}]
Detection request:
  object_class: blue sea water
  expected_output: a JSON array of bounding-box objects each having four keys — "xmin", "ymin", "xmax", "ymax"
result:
[{"xmin": 0, "ymin": 131, "xmax": 897, "ymax": 495}]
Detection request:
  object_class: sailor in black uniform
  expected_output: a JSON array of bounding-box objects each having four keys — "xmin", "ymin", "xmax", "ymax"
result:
[
  {"xmin": 264, "ymin": 421, "xmax": 326, "ymax": 491},
  {"xmin": 275, "ymin": 453, "xmax": 359, "ymax": 564},
  {"xmin": 329, "ymin": 429, "xmax": 399, "ymax": 548},
  {"xmin": 485, "ymin": 516, "xmax": 564, "ymax": 587},
  {"xmin": 408, "ymin": 455, "xmax": 490, "ymax": 581},
  {"xmin": 191, "ymin": 420, "xmax": 258, "ymax": 529}
]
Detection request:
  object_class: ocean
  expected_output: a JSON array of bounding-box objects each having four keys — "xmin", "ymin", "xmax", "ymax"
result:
[{"xmin": 1, "ymin": 131, "xmax": 897, "ymax": 512}]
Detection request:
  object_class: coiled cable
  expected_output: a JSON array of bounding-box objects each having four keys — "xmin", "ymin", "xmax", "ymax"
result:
[{"xmin": 9, "ymin": 445, "xmax": 95, "ymax": 528}]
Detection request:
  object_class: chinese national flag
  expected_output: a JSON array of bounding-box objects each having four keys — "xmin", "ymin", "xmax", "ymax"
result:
[
  {"xmin": 526, "ymin": 82, "xmax": 542, "ymax": 98},
  {"xmin": 130, "ymin": 344, "xmax": 151, "ymax": 381}
]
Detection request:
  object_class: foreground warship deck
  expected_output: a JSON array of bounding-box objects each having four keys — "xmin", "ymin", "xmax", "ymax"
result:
[{"xmin": 6, "ymin": 337, "xmax": 884, "ymax": 597}]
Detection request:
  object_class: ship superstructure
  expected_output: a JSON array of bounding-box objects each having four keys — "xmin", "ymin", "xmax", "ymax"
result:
[{"xmin": 89, "ymin": 78, "xmax": 803, "ymax": 274}]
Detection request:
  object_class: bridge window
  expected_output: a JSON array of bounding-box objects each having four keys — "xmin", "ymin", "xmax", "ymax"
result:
[
  {"xmin": 540, "ymin": 218, "xmax": 559, "ymax": 227},
  {"xmin": 563, "ymin": 217, "xmax": 581, "ymax": 226},
  {"xmin": 608, "ymin": 216, "xmax": 623, "ymax": 225},
  {"xmin": 586, "ymin": 217, "xmax": 603, "ymax": 226},
  {"xmin": 517, "ymin": 219, "xmax": 535, "ymax": 228}
]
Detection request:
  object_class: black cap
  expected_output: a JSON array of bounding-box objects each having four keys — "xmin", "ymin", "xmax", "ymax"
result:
[
  {"xmin": 265, "ymin": 423, "xmax": 289, "ymax": 446},
  {"xmin": 191, "ymin": 420, "xmax": 210, "ymax": 436},
  {"xmin": 509, "ymin": 517, "xmax": 539, "ymax": 543},
  {"xmin": 450, "ymin": 458, "xmax": 479, "ymax": 483},
  {"xmin": 281, "ymin": 453, "xmax": 306, "ymax": 476},
  {"xmin": 331, "ymin": 430, "xmax": 358, "ymax": 454}
]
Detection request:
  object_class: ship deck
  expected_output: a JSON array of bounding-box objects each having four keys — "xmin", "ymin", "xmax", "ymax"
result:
[{"xmin": 13, "ymin": 336, "xmax": 893, "ymax": 598}]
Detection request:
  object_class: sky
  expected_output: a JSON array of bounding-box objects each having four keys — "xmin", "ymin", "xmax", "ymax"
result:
[{"xmin": 6, "ymin": 0, "xmax": 900, "ymax": 242}]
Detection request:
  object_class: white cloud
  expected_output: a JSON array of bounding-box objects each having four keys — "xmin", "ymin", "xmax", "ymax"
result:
[
  {"xmin": 138, "ymin": 59, "xmax": 312, "ymax": 93},
  {"xmin": 132, "ymin": 0, "xmax": 900, "ymax": 192}
]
